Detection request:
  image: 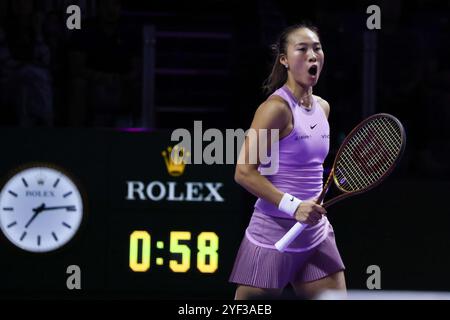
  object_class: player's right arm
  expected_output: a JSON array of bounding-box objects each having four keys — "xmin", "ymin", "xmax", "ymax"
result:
[{"xmin": 234, "ymin": 98, "xmax": 325, "ymax": 224}]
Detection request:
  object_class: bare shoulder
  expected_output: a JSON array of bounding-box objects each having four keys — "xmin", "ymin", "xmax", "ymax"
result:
[
  {"xmin": 252, "ymin": 95, "xmax": 291, "ymax": 129},
  {"xmin": 314, "ymin": 95, "xmax": 330, "ymax": 119},
  {"xmin": 258, "ymin": 95, "xmax": 290, "ymax": 115}
]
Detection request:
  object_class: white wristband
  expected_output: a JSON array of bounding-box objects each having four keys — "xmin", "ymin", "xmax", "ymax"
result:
[{"xmin": 278, "ymin": 193, "xmax": 302, "ymax": 218}]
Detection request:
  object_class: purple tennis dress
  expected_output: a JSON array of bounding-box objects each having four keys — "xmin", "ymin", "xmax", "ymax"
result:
[{"xmin": 229, "ymin": 86, "xmax": 345, "ymax": 289}]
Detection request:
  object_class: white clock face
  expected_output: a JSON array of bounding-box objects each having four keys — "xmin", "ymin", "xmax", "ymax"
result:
[{"xmin": 0, "ymin": 166, "xmax": 84, "ymax": 253}]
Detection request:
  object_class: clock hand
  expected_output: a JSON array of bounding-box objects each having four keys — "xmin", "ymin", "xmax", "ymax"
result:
[
  {"xmin": 25, "ymin": 204, "xmax": 76, "ymax": 229},
  {"xmin": 39, "ymin": 205, "xmax": 76, "ymax": 212},
  {"xmin": 25, "ymin": 203, "xmax": 46, "ymax": 229},
  {"xmin": 32, "ymin": 203, "xmax": 46, "ymax": 213},
  {"xmin": 25, "ymin": 211, "xmax": 39, "ymax": 229}
]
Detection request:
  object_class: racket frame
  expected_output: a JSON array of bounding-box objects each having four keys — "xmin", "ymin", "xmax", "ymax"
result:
[{"xmin": 318, "ymin": 113, "xmax": 406, "ymax": 208}]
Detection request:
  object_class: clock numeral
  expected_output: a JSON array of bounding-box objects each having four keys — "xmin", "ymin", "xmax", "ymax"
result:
[
  {"xmin": 37, "ymin": 235, "xmax": 41, "ymax": 246},
  {"xmin": 22, "ymin": 178, "xmax": 28, "ymax": 188},
  {"xmin": 20, "ymin": 232, "xmax": 27, "ymax": 241},
  {"xmin": 8, "ymin": 190, "xmax": 18, "ymax": 197},
  {"xmin": 2, "ymin": 207, "xmax": 14, "ymax": 212},
  {"xmin": 197, "ymin": 232, "xmax": 219, "ymax": 273},
  {"xmin": 129, "ymin": 231, "xmax": 151, "ymax": 272},
  {"xmin": 169, "ymin": 231, "xmax": 191, "ymax": 273},
  {"xmin": 53, "ymin": 178, "xmax": 60, "ymax": 188},
  {"xmin": 22, "ymin": 178, "xmax": 29, "ymax": 187},
  {"xmin": 63, "ymin": 191, "xmax": 73, "ymax": 198},
  {"xmin": 62, "ymin": 222, "xmax": 72, "ymax": 229},
  {"xmin": 52, "ymin": 232, "xmax": 58, "ymax": 241},
  {"xmin": 7, "ymin": 221, "xmax": 17, "ymax": 228}
]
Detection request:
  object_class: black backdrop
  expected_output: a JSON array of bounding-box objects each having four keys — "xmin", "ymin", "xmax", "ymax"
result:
[{"xmin": 0, "ymin": 0, "xmax": 449, "ymax": 299}]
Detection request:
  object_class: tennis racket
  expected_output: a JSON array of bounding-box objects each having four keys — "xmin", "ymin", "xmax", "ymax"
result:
[{"xmin": 274, "ymin": 113, "xmax": 406, "ymax": 252}]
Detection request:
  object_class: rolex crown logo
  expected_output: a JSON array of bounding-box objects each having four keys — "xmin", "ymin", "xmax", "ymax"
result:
[{"xmin": 162, "ymin": 145, "xmax": 191, "ymax": 177}]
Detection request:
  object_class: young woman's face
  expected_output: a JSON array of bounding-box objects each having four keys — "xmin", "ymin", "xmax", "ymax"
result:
[{"xmin": 281, "ymin": 28, "xmax": 324, "ymax": 87}]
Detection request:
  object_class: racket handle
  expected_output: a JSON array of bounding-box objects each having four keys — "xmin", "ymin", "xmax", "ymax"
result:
[{"xmin": 274, "ymin": 222, "xmax": 308, "ymax": 252}]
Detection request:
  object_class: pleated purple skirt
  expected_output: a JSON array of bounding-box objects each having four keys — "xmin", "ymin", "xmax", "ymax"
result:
[{"xmin": 229, "ymin": 225, "xmax": 345, "ymax": 289}]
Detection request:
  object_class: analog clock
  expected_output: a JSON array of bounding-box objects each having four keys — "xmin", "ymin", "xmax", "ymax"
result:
[{"xmin": 0, "ymin": 164, "xmax": 85, "ymax": 253}]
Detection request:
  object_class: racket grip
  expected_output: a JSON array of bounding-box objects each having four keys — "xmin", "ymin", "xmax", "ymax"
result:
[{"xmin": 274, "ymin": 222, "xmax": 308, "ymax": 252}]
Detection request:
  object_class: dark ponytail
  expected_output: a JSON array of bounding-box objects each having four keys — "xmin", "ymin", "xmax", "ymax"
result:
[{"xmin": 262, "ymin": 23, "xmax": 320, "ymax": 96}]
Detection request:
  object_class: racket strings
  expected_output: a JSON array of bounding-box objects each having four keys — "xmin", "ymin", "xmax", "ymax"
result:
[
  {"xmin": 346, "ymin": 124, "xmax": 395, "ymax": 177},
  {"xmin": 370, "ymin": 119, "xmax": 401, "ymax": 159},
  {"xmin": 335, "ymin": 116, "xmax": 403, "ymax": 192},
  {"xmin": 336, "ymin": 149, "xmax": 369, "ymax": 190},
  {"xmin": 338, "ymin": 132, "xmax": 381, "ymax": 189},
  {"xmin": 339, "ymin": 121, "xmax": 399, "ymax": 189},
  {"xmin": 338, "ymin": 118, "xmax": 402, "ymax": 190},
  {"xmin": 346, "ymin": 128, "xmax": 394, "ymax": 182}
]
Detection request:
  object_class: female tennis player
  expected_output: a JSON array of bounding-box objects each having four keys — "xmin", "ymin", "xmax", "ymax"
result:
[{"xmin": 230, "ymin": 24, "xmax": 346, "ymax": 300}]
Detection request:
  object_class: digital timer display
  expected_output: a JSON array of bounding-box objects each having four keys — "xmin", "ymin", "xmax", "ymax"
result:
[{"xmin": 129, "ymin": 231, "xmax": 219, "ymax": 273}]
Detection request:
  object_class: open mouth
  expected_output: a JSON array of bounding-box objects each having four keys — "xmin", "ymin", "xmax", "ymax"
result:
[{"xmin": 308, "ymin": 65, "xmax": 318, "ymax": 76}]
